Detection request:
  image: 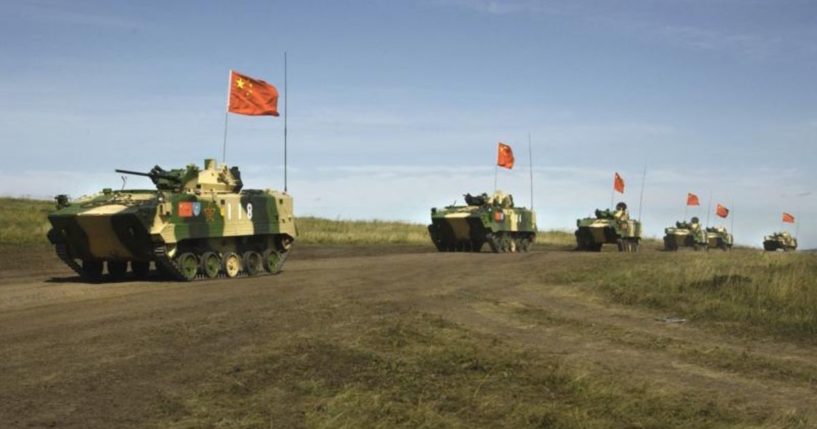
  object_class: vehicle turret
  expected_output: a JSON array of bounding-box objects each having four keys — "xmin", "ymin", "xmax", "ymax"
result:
[{"xmin": 116, "ymin": 159, "xmax": 244, "ymax": 193}]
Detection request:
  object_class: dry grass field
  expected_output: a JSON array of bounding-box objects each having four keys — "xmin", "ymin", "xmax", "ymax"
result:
[{"xmin": 1, "ymin": 198, "xmax": 816, "ymax": 428}]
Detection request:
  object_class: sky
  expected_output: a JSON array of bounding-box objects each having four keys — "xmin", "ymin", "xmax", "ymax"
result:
[{"xmin": 1, "ymin": 0, "xmax": 815, "ymax": 247}]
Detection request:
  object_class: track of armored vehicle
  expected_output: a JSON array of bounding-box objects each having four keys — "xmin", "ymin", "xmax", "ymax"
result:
[{"xmin": 47, "ymin": 159, "xmax": 296, "ymax": 282}]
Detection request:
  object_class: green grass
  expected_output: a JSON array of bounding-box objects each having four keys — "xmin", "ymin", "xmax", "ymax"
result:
[
  {"xmin": 0, "ymin": 198, "xmax": 54, "ymax": 245},
  {"xmin": 155, "ymin": 306, "xmax": 798, "ymax": 429},
  {"xmin": 544, "ymin": 251, "xmax": 817, "ymax": 343}
]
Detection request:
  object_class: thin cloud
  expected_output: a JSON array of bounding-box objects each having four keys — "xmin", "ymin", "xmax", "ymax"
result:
[{"xmin": 4, "ymin": 1, "xmax": 144, "ymax": 31}]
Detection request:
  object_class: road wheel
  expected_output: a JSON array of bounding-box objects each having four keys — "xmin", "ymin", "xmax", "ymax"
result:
[
  {"xmin": 243, "ymin": 251, "xmax": 263, "ymax": 276},
  {"xmin": 81, "ymin": 260, "xmax": 103, "ymax": 281},
  {"xmin": 499, "ymin": 236, "xmax": 511, "ymax": 253},
  {"xmin": 176, "ymin": 252, "xmax": 199, "ymax": 281},
  {"xmin": 132, "ymin": 261, "xmax": 150, "ymax": 279},
  {"xmin": 487, "ymin": 236, "xmax": 500, "ymax": 253},
  {"xmin": 200, "ymin": 252, "xmax": 221, "ymax": 279},
  {"xmin": 223, "ymin": 252, "xmax": 241, "ymax": 278},
  {"xmin": 263, "ymin": 249, "xmax": 283, "ymax": 274},
  {"xmin": 108, "ymin": 261, "xmax": 128, "ymax": 280}
]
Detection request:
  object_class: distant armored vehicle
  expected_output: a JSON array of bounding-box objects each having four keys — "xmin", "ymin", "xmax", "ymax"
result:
[
  {"xmin": 705, "ymin": 226, "xmax": 733, "ymax": 251},
  {"xmin": 575, "ymin": 202, "xmax": 641, "ymax": 252},
  {"xmin": 663, "ymin": 217, "xmax": 707, "ymax": 251},
  {"xmin": 428, "ymin": 191, "xmax": 536, "ymax": 253},
  {"xmin": 47, "ymin": 159, "xmax": 296, "ymax": 281},
  {"xmin": 763, "ymin": 231, "xmax": 797, "ymax": 251}
]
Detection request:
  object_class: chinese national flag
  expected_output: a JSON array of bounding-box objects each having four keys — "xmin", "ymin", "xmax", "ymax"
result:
[
  {"xmin": 497, "ymin": 143, "xmax": 514, "ymax": 169},
  {"xmin": 228, "ymin": 70, "xmax": 279, "ymax": 116},
  {"xmin": 687, "ymin": 193, "xmax": 700, "ymax": 206},
  {"xmin": 613, "ymin": 172, "xmax": 625, "ymax": 194},
  {"xmin": 783, "ymin": 212, "xmax": 795, "ymax": 223},
  {"xmin": 716, "ymin": 204, "xmax": 729, "ymax": 218}
]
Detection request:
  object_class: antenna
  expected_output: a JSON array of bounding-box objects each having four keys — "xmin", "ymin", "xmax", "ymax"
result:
[
  {"xmin": 222, "ymin": 70, "xmax": 231, "ymax": 163},
  {"xmin": 528, "ymin": 133, "xmax": 534, "ymax": 210},
  {"xmin": 284, "ymin": 51, "xmax": 288, "ymax": 192},
  {"xmin": 120, "ymin": 176, "xmax": 127, "ymax": 191},
  {"xmin": 637, "ymin": 164, "xmax": 647, "ymax": 221},
  {"xmin": 705, "ymin": 191, "xmax": 713, "ymax": 230}
]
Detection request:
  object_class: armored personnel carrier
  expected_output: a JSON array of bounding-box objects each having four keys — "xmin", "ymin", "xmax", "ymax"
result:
[
  {"xmin": 575, "ymin": 202, "xmax": 641, "ymax": 252},
  {"xmin": 428, "ymin": 191, "xmax": 536, "ymax": 253},
  {"xmin": 47, "ymin": 159, "xmax": 296, "ymax": 282},
  {"xmin": 763, "ymin": 231, "xmax": 797, "ymax": 251},
  {"xmin": 663, "ymin": 217, "xmax": 707, "ymax": 251},
  {"xmin": 705, "ymin": 226, "xmax": 733, "ymax": 251}
]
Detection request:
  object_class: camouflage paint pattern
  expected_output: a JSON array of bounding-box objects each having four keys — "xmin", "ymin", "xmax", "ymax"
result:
[
  {"xmin": 428, "ymin": 191, "xmax": 536, "ymax": 253},
  {"xmin": 575, "ymin": 207, "xmax": 642, "ymax": 252},
  {"xmin": 663, "ymin": 220, "xmax": 707, "ymax": 251},
  {"xmin": 705, "ymin": 226, "xmax": 733, "ymax": 251},
  {"xmin": 47, "ymin": 159, "xmax": 296, "ymax": 281},
  {"xmin": 763, "ymin": 231, "xmax": 797, "ymax": 251}
]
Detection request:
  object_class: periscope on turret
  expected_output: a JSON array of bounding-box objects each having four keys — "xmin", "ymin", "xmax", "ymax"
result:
[
  {"xmin": 427, "ymin": 191, "xmax": 536, "ymax": 253},
  {"xmin": 47, "ymin": 159, "xmax": 296, "ymax": 282}
]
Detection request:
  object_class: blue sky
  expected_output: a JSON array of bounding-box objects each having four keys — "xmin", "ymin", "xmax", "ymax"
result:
[{"xmin": 1, "ymin": 0, "xmax": 815, "ymax": 246}]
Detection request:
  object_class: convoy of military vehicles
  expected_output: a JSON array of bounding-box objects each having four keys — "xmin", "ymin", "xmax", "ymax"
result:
[{"xmin": 44, "ymin": 157, "xmax": 800, "ymax": 282}]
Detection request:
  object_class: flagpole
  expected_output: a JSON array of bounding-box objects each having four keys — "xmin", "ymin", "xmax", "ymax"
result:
[
  {"xmin": 494, "ymin": 164, "xmax": 498, "ymax": 192},
  {"xmin": 222, "ymin": 70, "xmax": 232, "ymax": 164},
  {"xmin": 610, "ymin": 173, "xmax": 615, "ymax": 210},
  {"xmin": 795, "ymin": 218, "xmax": 800, "ymax": 240},
  {"xmin": 705, "ymin": 191, "xmax": 712, "ymax": 230},
  {"xmin": 637, "ymin": 164, "xmax": 647, "ymax": 221},
  {"xmin": 684, "ymin": 201, "xmax": 688, "ymax": 220},
  {"xmin": 528, "ymin": 133, "xmax": 534, "ymax": 210},
  {"xmin": 730, "ymin": 201, "xmax": 735, "ymax": 235},
  {"xmin": 284, "ymin": 51, "xmax": 288, "ymax": 193}
]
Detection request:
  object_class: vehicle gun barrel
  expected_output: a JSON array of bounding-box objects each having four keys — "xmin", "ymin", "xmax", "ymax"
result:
[{"xmin": 115, "ymin": 169, "xmax": 152, "ymax": 177}]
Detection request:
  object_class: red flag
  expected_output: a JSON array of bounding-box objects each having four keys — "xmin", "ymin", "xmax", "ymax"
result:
[
  {"xmin": 227, "ymin": 70, "xmax": 279, "ymax": 116},
  {"xmin": 783, "ymin": 212, "xmax": 795, "ymax": 223},
  {"xmin": 686, "ymin": 193, "xmax": 700, "ymax": 206},
  {"xmin": 613, "ymin": 172, "xmax": 624, "ymax": 194},
  {"xmin": 497, "ymin": 143, "xmax": 514, "ymax": 169},
  {"xmin": 716, "ymin": 204, "xmax": 729, "ymax": 218}
]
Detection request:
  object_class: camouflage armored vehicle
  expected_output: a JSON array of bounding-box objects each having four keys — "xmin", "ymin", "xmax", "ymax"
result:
[
  {"xmin": 763, "ymin": 231, "xmax": 797, "ymax": 251},
  {"xmin": 663, "ymin": 217, "xmax": 707, "ymax": 251},
  {"xmin": 47, "ymin": 159, "xmax": 296, "ymax": 282},
  {"xmin": 705, "ymin": 226, "xmax": 733, "ymax": 251},
  {"xmin": 575, "ymin": 202, "xmax": 641, "ymax": 252},
  {"xmin": 428, "ymin": 191, "xmax": 536, "ymax": 253}
]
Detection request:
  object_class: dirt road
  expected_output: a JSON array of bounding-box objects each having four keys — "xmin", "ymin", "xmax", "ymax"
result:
[{"xmin": 2, "ymin": 245, "xmax": 816, "ymax": 428}]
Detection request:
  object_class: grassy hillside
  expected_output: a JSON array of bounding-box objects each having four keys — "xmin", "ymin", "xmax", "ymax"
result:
[
  {"xmin": 0, "ymin": 198, "xmax": 54, "ymax": 245},
  {"xmin": 547, "ymin": 250, "xmax": 817, "ymax": 343}
]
